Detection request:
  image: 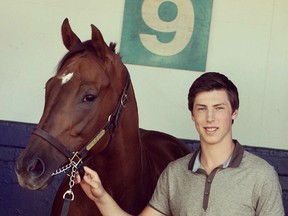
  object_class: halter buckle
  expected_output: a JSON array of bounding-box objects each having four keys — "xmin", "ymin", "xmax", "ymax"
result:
[
  {"xmin": 69, "ymin": 152, "xmax": 82, "ymax": 167},
  {"xmin": 121, "ymin": 93, "xmax": 128, "ymax": 108}
]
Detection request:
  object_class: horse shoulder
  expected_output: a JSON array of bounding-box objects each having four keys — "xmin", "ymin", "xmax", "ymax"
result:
[
  {"xmin": 140, "ymin": 128, "xmax": 190, "ymax": 155},
  {"xmin": 140, "ymin": 128, "xmax": 191, "ymax": 175}
]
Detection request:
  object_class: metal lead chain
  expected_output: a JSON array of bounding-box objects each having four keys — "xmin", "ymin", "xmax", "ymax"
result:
[
  {"xmin": 69, "ymin": 162, "xmax": 77, "ymax": 189},
  {"xmin": 51, "ymin": 163, "xmax": 72, "ymax": 176},
  {"xmin": 62, "ymin": 162, "xmax": 78, "ymax": 201},
  {"xmin": 52, "ymin": 152, "xmax": 83, "ymax": 202}
]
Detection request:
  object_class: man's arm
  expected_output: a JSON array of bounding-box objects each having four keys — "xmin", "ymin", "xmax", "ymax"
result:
[
  {"xmin": 139, "ymin": 206, "xmax": 166, "ymax": 216},
  {"xmin": 256, "ymin": 168, "xmax": 284, "ymax": 215},
  {"xmin": 76, "ymin": 166, "xmax": 165, "ymax": 216}
]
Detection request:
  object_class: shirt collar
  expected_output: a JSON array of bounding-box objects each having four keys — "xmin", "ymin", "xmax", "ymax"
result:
[
  {"xmin": 191, "ymin": 152, "xmax": 201, "ymax": 172},
  {"xmin": 188, "ymin": 140, "xmax": 244, "ymax": 172}
]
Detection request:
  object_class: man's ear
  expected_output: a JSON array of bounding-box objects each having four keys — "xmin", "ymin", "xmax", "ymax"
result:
[
  {"xmin": 232, "ymin": 109, "xmax": 239, "ymax": 120},
  {"xmin": 191, "ymin": 112, "xmax": 195, "ymax": 122}
]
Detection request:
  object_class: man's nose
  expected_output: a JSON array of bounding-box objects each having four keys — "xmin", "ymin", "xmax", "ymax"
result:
[{"xmin": 206, "ymin": 109, "xmax": 215, "ymax": 122}]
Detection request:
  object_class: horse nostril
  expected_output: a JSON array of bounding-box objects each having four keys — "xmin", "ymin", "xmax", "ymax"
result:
[{"xmin": 27, "ymin": 158, "xmax": 45, "ymax": 178}]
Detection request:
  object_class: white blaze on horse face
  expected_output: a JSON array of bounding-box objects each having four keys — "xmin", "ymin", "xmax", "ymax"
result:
[{"xmin": 59, "ymin": 72, "xmax": 74, "ymax": 85}]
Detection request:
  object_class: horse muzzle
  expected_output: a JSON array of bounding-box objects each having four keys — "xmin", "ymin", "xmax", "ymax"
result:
[{"xmin": 15, "ymin": 152, "xmax": 54, "ymax": 190}]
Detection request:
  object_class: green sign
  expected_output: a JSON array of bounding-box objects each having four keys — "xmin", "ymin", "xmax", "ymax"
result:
[{"xmin": 120, "ymin": 0, "xmax": 213, "ymax": 71}]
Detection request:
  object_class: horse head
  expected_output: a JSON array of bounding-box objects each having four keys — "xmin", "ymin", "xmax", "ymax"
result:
[{"xmin": 15, "ymin": 18, "xmax": 134, "ymax": 190}]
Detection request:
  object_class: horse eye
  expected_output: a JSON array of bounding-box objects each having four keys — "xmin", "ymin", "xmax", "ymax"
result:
[{"xmin": 83, "ymin": 94, "xmax": 96, "ymax": 102}]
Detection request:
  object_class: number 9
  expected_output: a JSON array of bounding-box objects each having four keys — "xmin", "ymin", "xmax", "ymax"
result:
[{"xmin": 140, "ymin": 0, "xmax": 194, "ymax": 56}]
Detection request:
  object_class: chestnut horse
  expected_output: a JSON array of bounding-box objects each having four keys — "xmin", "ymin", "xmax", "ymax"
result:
[{"xmin": 15, "ymin": 19, "xmax": 190, "ymax": 216}]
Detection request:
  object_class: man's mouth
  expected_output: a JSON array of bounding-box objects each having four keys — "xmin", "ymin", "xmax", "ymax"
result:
[{"xmin": 204, "ymin": 127, "xmax": 218, "ymax": 133}]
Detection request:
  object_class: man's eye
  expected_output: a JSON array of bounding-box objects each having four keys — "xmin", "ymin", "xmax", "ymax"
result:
[
  {"xmin": 216, "ymin": 107, "xmax": 224, "ymax": 110},
  {"xmin": 83, "ymin": 94, "xmax": 96, "ymax": 102},
  {"xmin": 197, "ymin": 108, "xmax": 206, "ymax": 111}
]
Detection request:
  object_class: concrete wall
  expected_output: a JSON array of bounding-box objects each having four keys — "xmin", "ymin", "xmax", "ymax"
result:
[{"xmin": 0, "ymin": 0, "xmax": 287, "ymax": 149}]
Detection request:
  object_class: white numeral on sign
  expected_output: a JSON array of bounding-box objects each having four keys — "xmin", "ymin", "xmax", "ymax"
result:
[{"xmin": 140, "ymin": 0, "xmax": 194, "ymax": 56}]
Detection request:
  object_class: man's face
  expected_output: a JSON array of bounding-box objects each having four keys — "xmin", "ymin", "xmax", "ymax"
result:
[{"xmin": 192, "ymin": 89, "xmax": 238, "ymax": 146}]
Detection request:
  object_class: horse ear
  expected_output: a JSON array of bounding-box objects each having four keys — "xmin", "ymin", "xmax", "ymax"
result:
[
  {"xmin": 91, "ymin": 24, "xmax": 108, "ymax": 57},
  {"xmin": 61, "ymin": 18, "xmax": 81, "ymax": 50}
]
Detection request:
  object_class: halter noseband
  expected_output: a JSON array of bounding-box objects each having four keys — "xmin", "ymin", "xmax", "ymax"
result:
[{"xmin": 32, "ymin": 74, "xmax": 130, "ymax": 203}]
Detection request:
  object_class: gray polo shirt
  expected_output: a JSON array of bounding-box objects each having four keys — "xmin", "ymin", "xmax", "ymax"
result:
[{"xmin": 149, "ymin": 141, "xmax": 284, "ymax": 216}]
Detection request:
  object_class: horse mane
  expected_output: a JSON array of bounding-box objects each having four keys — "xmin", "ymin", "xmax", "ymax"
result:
[
  {"xmin": 56, "ymin": 40, "xmax": 118, "ymax": 74},
  {"xmin": 109, "ymin": 42, "xmax": 117, "ymax": 53}
]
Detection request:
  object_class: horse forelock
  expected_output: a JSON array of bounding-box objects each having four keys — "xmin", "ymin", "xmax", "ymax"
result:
[
  {"xmin": 56, "ymin": 43, "xmax": 86, "ymax": 74},
  {"xmin": 56, "ymin": 40, "xmax": 119, "ymax": 75}
]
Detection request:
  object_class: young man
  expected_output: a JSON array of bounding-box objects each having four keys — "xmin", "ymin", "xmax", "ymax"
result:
[{"xmin": 76, "ymin": 72, "xmax": 284, "ymax": 215}]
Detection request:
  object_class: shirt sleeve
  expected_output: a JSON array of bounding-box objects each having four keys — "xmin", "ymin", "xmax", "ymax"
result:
[
  {"xmin": 256, "ymin": 167, "xmax": 285, "ymax": 216},
  {"xmin": 148, "ymin": 165, "xmax": 171, "ymax": 216}
]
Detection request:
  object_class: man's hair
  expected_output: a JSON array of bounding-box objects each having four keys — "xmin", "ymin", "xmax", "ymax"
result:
[{"xmin": 188, "ymin": 72, "xmax": 239, "ymax": 113}]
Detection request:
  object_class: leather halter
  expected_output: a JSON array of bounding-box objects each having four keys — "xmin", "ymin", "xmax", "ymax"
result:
[{"xmin": 32, "ymin": 74, "xmax": 130, "ymax": 172}]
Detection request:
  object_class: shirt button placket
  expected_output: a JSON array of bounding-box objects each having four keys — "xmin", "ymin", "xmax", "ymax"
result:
[{"xmin": 203, "ymin": 174, "xmax": 215, "ymax": 211}]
